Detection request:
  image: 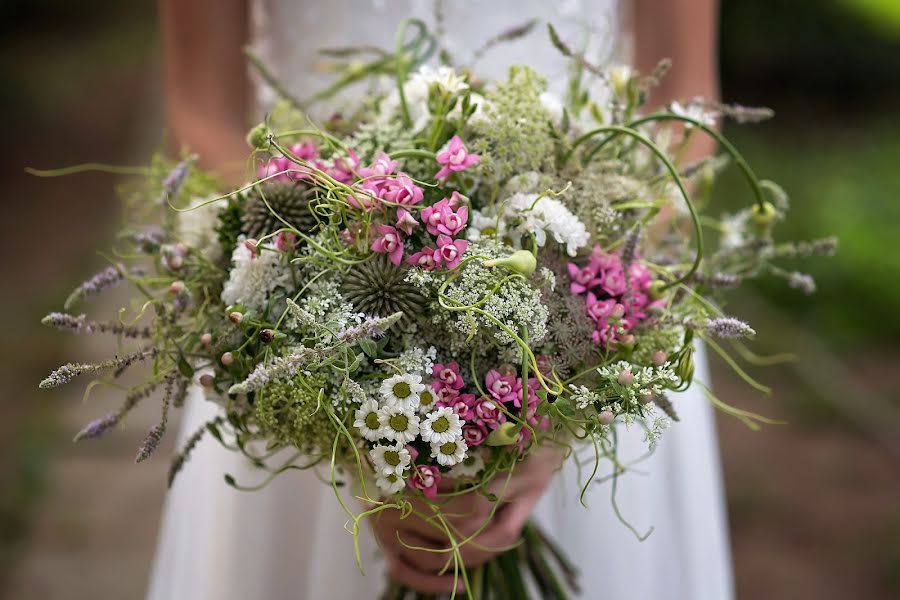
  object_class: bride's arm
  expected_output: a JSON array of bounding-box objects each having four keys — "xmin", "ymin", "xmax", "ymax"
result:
[
  {"xmin": 634, "ymin": 0, "xmax": 720, "ymax": 162},
  {"xmin": 159, "ymin": 0, "xmax": 250, "ymax": 183}
]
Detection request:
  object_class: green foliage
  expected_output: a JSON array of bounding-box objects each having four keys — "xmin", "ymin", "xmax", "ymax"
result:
[{"xmin": 254, "ymin": 374, "xmax": 337, "ymax": 451}]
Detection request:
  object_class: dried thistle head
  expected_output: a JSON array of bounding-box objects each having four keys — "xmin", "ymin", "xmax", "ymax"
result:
[{"xmin": 341, "ymin": 254, "xmax": 426, "ymax": 320}]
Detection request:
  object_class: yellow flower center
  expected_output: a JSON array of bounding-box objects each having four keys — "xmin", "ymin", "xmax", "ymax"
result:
[
  {"xmin": 392, "ymin": 381, "xmax": 412, "ymax": 398},
  {"xmin": 384, "ymin": 450, "xmax": 401, "ymax": 466},
  {"xmin": 440, "ymin": 441, "xmax": 458, "ymax": 455},
  {"xmin": 420, "ymin": 390, "xmax": 434, "ymax": 406},
  {"xmin": 389, "ymin": 414, "xmax": 409, "ymax": 431},
  {"xmin": 432, "ymin": 416, "xmax": 450, "ymax": 433},
  {"xmin": 365, "ymin": 412, "xmax": 380, "ymax": 430}
]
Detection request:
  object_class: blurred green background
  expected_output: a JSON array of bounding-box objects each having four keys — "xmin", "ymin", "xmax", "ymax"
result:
[{"xmin": 0, "ymin": 0, "xmax": 898, "ymax": 598}]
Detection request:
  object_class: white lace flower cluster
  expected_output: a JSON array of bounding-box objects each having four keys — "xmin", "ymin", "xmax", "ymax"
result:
[
  {"xmin": 353, "ymin": 371, "xmax": 469, "ymax": 494},
  {"xmin": 504, "ymin": 192, "xmax": 590, "ymax": 257},
  {"xmin": 221, "ymin": 239, "xmax": 292, "ymax": 313},
  {"xmin": 596, "ymin": 360, "xmax": 679, "ymax": 416}
]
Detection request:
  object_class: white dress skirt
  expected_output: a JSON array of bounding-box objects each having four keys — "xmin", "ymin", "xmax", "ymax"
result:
[{"xmin": 148, "ymin": 2, "xmax": 734, "ymax": 598}]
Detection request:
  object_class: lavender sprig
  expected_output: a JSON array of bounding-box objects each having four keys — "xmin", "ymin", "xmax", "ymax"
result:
[
  {"xmin": 135, "ymin": 375, "xmax": 175, "ymax": 463},
  {"xmin": 73, "ymin": 378, "xmax": 165, "ymax": 442},
  {"xmin": 64, "ymin": 264, "xmax": 123, "ymax": 310},
  {"xmin": 158, "ymin": 155, "xmax": 196, "ymax": 206},
  {"xmin": 334, "ymin": 312, "xmax": 403, "ymax": 344},
  {"xmin": 787, "ymin": 271, "xmax": 817, "ymax": 295},
  {"xmin": 701, "ymin": 317, "xmax": 756, "ymax": 339},
  {"xmin": 40, "ymin": 348, "xmax": 157, "ymax": 389},
  {"xmin": 42, "ymin": 312, "xmax": 152, "ymax": 338},
  {"xmin": 228, "ymin": 347, "xmax": 324, "ymax": 395}
]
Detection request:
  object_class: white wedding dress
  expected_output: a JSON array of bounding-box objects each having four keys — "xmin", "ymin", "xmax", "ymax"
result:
[{"xmin": 148, "ymin": 2, "xmax": 734, "ymax": 599}]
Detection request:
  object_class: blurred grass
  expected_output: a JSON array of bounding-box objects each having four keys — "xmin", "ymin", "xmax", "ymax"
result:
[{"xmin": 715, "ymin": 116, "xmax": 900, "ymax": 349}]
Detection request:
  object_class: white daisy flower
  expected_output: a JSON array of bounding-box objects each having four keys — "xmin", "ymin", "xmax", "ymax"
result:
[
  {"xmin": 369, "ymin": 443, "xmax": 411, "ymax": 477},
  {"xmin": 416, "ymin": 387, "xmax": 438, "ymax": 415},
  {"xmin": 353, "ymin": 399, "xmax": 384, "ymax": 442},
  {"xmin": 377, "ymin": 404, "xmax": 420, "ymax": 444},
  {"xmin": 449, "ymin": 450, "xmax": 486, "ymax": 479},
  {"xmin": 420, "ymin": 407, "xmax": 463, "ymax": 445},
  {"xmin": 430, "ymin": 438, "xmax": 468, "ymax": 467},
  {"xmin": 375, "ymin": 472, "xmax": 407, "ymax": 495},
  {"xmin": 380, "ymin": 374, "xmax": 425, "ymax": 410},
  {"xmin": 466, "ymin": 209, "xmax": 509, "ymax": 244}
]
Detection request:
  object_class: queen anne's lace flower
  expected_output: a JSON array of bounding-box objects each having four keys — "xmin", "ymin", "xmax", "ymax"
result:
[
  {"xmin": 221, "ymin": 240, "xmax": 291, "ymax": 312},
  {"xmin": 420, "ymin": 407, "xmax": 463, "ymax": 444},
  {"xmin": 369, "ymin": 443, "xmax": 411, "ymax": 477}
]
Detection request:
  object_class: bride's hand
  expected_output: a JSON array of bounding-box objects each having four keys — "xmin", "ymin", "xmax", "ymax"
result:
[{"xmin": 372, "ymin": 446, "xmax": 563, "ymax": 594}]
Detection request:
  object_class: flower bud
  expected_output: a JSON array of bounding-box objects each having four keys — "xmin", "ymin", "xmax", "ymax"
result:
[
  {"xmin": 652, "ymin": 350, "xmax": 667, "ymax": 366},
  {"xmin": 648, "ymin": 280, "xmax": 667, "ymax": 300},
  {"xmin": 246, "ymin": 123, "xmax": 270, "ymax": 150},
  {"xmin": 610, "ymin": 303, "xmax": 626, "ymax": 319},
  {"xmin": 617, "ymin": 368, "xmax": 634, "ymax": 386},
  {"xmin": 750, "ymin": 201, "xmax": 777, "ymax": 235},
  {"xmin": 485, "ymin": 422, "xmax": 521, "ymax": 446},
  {"xmin": 598, "ymin": 410, "xmax": 615, "ymax": 425},
  {"xmin": 221, "ymin": 352, "xmax": 234, "ymax": 366},
  {"xmin": 482, "ymin": 250, "xmax": 537, "ymax": 277},
  {"xmin": 244, "ymin": 238, "xmax": 259, "ymax": 258},
  {"xmin": 174, "ymin": 243, "xmax": 189, "ymax": 256},
  {"xmin": 640, "ymin": 392, "xmax": 654, "ymax": 405},
  {"xmin": 228, "ymin": 311, "xmax": 244, "ymax": 325},
  {"xmin": 169, "ymin": 280, "xmax": 186, "ymax": 295},
  {"xmin": 199, "ymin": 374, "xmax": 215, "ymax": 388},
  {"xmin": 200, "ymin": 333, "xmax": 213, "ymax": 350},
  {"xmin": 676, "ymin": 348, "xmax": 695, "ymax": 382},
  {"xmin": 259, "ymin": 328, "xmax": 275, "ymax": 343}
]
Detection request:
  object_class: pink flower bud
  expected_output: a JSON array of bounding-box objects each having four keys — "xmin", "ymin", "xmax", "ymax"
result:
[
  {"xmin": 228, "ymin": 311, "xmax": 244, "ymax": 324},
  {"xmin": 200, "ymin": 333, "xmax": 213, "ymax": 349},
  {"xmin": 199, "ymin": 374, "xmax": 215, "ymax": 387},
  {"xmin": 221, "ymin": 352, "xmax": 234, "ymax": 366},
  {"xmin": 599, "ymin": 410, "xmax": 615, "ymax": 425},
  {"xmin": 617, "ymin": 368, "xmax": 634, "ymax": 386},
  {"xmin": 244, "ymin": 238, "xmax": 259, "ymax": 258},
  {"xmin": 652, "ymin": 351, "xmax": 667, "ymax": 366},
  {"xmin": 169, "ymin": 280, "xmax": 186, "ymax": 295}
]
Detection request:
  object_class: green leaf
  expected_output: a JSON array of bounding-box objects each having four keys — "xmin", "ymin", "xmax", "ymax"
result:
[
  {"xmin": 359, "ymin": 339, "xmax": 379, "ymax": 358},
  {"xmin": 177, "ymin": 355, "xmax": 194, "ymax": 378},
  {"xmin": 554, "ymin": 397, "xmax": 575, "ymax": 417}
]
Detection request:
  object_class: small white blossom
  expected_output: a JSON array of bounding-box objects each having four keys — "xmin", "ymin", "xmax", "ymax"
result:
[
  {"xmin": 353, "ymin": 399, "xmax": 384, "ymax": 442},
  {"xmin": 430, "ymin": 438, "xmax": 468, "ymax": 467},
  {"xmin": 221, "ymin": 239, "xmax": 291, "ymax": 312},
  {"xmin": 379, "ymin": 66, "xmax": 470, "ymax": 131},
  {"xmin": 369, "ymin": 443, "xmax": 411, "ymax": 477},
  {"xmin": 380, "ymin": 374, "xmax": 426, "ymax": 410},
  {"xmin": 449, "ymin": 450, "xmax": 486, "ymax": 478},
  {"xmin": 466, "ymin": 209, "xmax": 509, "ymax": 244},
  {"xmin": 177, "ymin": 195, "xmax": 223, "ymax": 261},
  {"xmin": 504, "ymin": 193, "xmax": 589, "ymax": 256},
  {"xmin": 417, "ymin": 387, "xmax": 438, "ymax": 415},
  {"xmin": 420, "ymin": 407, "xmax": 463, "ymax": 445},
  {"xmin": 378, "ymin": 404, "xmax": 420, "ymax": 444},
  {"xmin": 375, "ymin": 472, "xmax": 407, "ymax": 495}
]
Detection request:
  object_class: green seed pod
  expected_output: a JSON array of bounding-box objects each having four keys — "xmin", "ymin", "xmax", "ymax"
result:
[
  {"xmin": 247, "ymin": 123, "xmax": 270, "ymax": 150},
  {"xmin": 482, "ymin": 250, "xmax": 537, "ymax": 277},
  {"xmin": 676, "ymin": 347, "xmax": 695, "ymax": 383}
]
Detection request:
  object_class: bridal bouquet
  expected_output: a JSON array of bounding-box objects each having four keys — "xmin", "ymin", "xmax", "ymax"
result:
[{"xmin": 38, "ymin": 21, "xmax": 834, "ymax": 600}]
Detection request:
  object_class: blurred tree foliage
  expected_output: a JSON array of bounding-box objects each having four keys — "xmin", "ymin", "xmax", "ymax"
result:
[{"xmin": 717, "ymin": 0, "xmax": 900, "ymax": 350}]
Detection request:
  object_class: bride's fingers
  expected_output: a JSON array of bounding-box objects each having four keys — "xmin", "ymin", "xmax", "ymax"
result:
[
  {"xmin": 385, "ymin": 548, "xmax": 465, "ymax": 594},
  {"xmin": 457, "ymin": 498, "xmax": 534, "ymax": 565}
]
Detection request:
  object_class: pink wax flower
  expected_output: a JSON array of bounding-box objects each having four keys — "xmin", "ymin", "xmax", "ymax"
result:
[
  {"xmin": 434, "ymin": 385, "xmax": 460, "ymax": 405},
  {"xmin": 485, "ymin": 370, "xmax": 520, "ymax": 404},
  {"xmin": 435, "ymin": 235, "xmax": 468, "ymax": 269},
  {"xmin": 474, "ymin": 396, "xmax": 507, "ymax": 429},
  {"xmin": 585, "ymin": 294, "xmax": 617, "ymax": 322},
  {"xmin": 510, "ymin": 377, "xmax": 541, "ymax": 409},
  {"xmin": 406, "ymin": 247, "xmax": 440, "ymax": 271},
  {"xmin": 371, "ymin": 225, "xmax": 404, "ymax": 266},
  {"xmin": 442, "ymin": 393, "xmax": 477, "ymax": 421},
  {"xmin": 567, "ymin": 262, "xmax": 601, "ymax": 294},
  {"xmin": 382, "ymin": 173, "xmax": 424, "ymax": 206},
  {"xmin": 462, "ymin": 423, "xmax": 488, "ymax": 446},
  {"xmin": 435, "ymin": 135, "xmax": 480, "ymax": 180},
  {"xmin": 421, "ymin": 199, "xmax": 469, "ymax": 237},
  {"xmin": 395, "ymin": 209, "xmax": 419, "ymax": 236},
  {"xmin": 408, "ymin": 464, "xmax": 441, "ymax": 500},
  {"xmin": 446, "ymin": 191, "xmax": 467, "ymax": 209},
  {"xmin": 432, "ymin": 362, "xmax": 464, "ymax": 390},
  {"xmin": 600, "ymin": 265, "xmax": 628, "ymax": 296},
  {"xmin": 326, "ymin": 148, "xmax": 360, "ymax": 184},
  {"xmin": 359, "ymin": 152, "xmax": 398, "ymax": 179}
]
